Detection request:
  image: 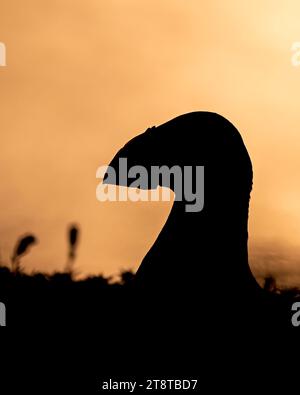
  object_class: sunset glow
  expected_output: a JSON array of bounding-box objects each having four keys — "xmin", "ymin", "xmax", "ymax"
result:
[{"xmin": 1, "ymin": 0, "xmax": 300, "ymax": 286}]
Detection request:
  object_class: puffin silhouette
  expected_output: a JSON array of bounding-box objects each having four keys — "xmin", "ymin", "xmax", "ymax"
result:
[
  {"xmin": 102, "ymin": 111, "xmax": 288, "ymax": 384},
  {"xmin": 104, "ymin": 112, "xmax": 262, "ymax": 313}
]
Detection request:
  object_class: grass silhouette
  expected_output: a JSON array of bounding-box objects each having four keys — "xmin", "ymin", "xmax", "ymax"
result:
[
  {"xmin": 0, "ymin": 225, "xmax": 299, "ymax": 328},
  {"xmin": 0, "ymin": 227, "xmax": 299, "ymax": 395},
  {"xmin": 11, "ymin": 234, "xmax": 37, "ymax": 273}
]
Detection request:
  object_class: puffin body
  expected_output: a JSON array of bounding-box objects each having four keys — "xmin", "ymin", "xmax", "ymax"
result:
[{"xmin": 105, "ymin": 112, "xmax": 261, "ymax": 310}]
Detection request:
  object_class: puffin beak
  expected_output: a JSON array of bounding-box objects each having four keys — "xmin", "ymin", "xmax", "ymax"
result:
[
  {"xmin": 103, "ymin": 129, "xmax": 154, "ymax": 187},
  {"xmin": 102, "ymin": 145, "xmax": 129, "ymax": 187}
]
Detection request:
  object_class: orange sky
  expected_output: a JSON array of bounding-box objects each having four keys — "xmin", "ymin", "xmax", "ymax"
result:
[{"xmin": 1, "ymin": 0, "xmax": 300, "ymax": 286}]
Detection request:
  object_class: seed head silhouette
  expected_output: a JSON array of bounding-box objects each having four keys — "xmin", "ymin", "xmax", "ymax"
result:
[{"xmin": 11, "ymin": 234, "xmax": 37, "ymax": 273}]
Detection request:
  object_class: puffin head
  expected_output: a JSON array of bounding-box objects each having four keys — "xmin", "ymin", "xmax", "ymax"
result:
[{"xmin": 102, "ymin": 112, "xmax": 252, "ymax": 213}]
